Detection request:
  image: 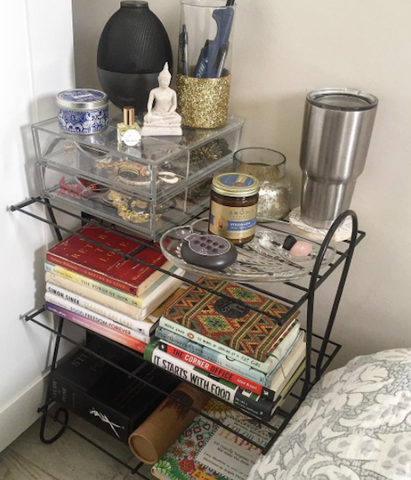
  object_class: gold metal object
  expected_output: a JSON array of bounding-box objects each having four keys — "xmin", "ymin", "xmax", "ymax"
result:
[
  {"xmin": 108, "ymin": 190, "xmax": 162, "ymax": 224},
  {"xmin": 176, "ymin": 73, "xmax": 231, "ymax": 129},
  {"xmin": 123, "ymin": 106, "xmax": 135, "ymax": 126}
]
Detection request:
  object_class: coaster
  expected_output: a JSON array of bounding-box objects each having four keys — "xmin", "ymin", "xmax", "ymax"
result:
[{"xmin": 289, "ymin": 207, "xmax": 353, "ymax": 242}]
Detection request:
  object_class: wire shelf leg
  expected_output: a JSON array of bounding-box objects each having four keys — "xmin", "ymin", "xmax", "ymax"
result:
[
  {"xmin": 315, "ymin": 212, "xmax": 358, "ymax": 381},
  {"xmin": 39, "ymin": 316, "xmax": 68, "ymax": 444},
  {"xmin": 301, "ymin": 210, "xmax": 358, "ymax": 401}
]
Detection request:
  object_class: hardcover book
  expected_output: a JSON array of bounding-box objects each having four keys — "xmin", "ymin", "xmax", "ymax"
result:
[
  {"xmin": 50, "ymin": 336, "xmax": 178, "ymax": 443},
  {"xmin": 151, "ymin": 398, "xmax": 276, "ymax": 480},
  {"xmin": 46, "ymin": 223, "xmax": 168, "ymax": 296},
  {"xmin": 164, "ymin": 278, "xmax": 299, "ymax": 364}
]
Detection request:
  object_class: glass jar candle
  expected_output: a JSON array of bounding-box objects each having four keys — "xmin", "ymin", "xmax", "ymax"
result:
[
  {"xmin": 209, "ymin": 173, "xmax": 260, "ymax": 245},
  {"xmin": 234, "ymin": 148, "xmax": 292, "ymax": 220}
]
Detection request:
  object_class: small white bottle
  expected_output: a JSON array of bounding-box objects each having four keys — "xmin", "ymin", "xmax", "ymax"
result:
[{"xmin": 117, "ymin": 106, "xmax": 141, "ymax": 147}]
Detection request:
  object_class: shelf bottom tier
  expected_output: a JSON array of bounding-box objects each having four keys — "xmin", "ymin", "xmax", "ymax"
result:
[{"xmin": 27, "ymin": 307, "xmax": 341, "ymax": 461}]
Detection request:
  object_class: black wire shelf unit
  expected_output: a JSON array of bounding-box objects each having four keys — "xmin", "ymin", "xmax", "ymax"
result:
[{"xmin": 10, "ymin": 196, "xmax": 365, "ymax": 478}]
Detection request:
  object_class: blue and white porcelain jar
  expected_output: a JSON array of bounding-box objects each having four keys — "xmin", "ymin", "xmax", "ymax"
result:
[{"xmin": 57, "ymin": 89, "xmax": 109, "ymax": 135}]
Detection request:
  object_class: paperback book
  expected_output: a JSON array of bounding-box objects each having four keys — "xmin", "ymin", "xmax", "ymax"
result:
[
  {"xmin": 159, "ymin": 317, "xmax": 297, "ymax": 373},
  {"xmin": 156, "ymin": 321, "xmax": 302, "ymax": 381},
  {"xmin": 46, "ymin": 223, "xmax": 168, "ymax": 296},
  {"xmin": 162, "ymin": 277, "xmax": 299, "ymax": 367},
  {"xmin": 45, "ymin": 282, "xmax": 186, "ymax": 336},
  {"xmin": 147, "ymin": 336, "xmax": 305, "ymax": 410},
  {"xmin": 45, "ymin": 265, "xmax": 184, "ymax": 317},
  {"xmin": 46, "ymin": 302, "xmax": 147, "ymax": 353},
  {"xmin": 158, "ymin": 342, "xmax": 271, "ymax": 398},
  {"xmin": 45, "ymin": 291, "xmax": 151, "ymax": 343},
  {"xmin": 145, "ymin": 341, "xmax": 278, "ymax": 421}
]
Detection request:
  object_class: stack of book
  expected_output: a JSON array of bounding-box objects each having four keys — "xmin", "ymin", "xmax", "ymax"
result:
[
  {"xmin": 44, "ymin": 223, "xmax": 184, "ymax": 352},
  {"xmin": 145, "ymin": 278, "xmax": 306, "ymax": 420}
]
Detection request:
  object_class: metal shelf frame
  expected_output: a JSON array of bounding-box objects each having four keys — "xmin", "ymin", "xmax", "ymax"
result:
[{"xmin": 10, "ymin": 196, "xmax": 365, "ymax": 477}]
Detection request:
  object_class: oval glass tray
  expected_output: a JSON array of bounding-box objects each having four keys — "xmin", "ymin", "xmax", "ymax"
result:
[{"xmin": 160, "ymin": 218, "xmax": 336, "ymax": 283}]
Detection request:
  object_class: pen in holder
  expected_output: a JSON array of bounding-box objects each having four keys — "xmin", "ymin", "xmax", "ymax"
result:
[{"xmin": 177, "ymin": 0, "xmax": 235, "ymax": 129}]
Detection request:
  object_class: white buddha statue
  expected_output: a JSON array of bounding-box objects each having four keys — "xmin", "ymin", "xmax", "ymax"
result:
[{"xmin": 141, "ymin": 63, "xmax": 182, "ymax": 136}]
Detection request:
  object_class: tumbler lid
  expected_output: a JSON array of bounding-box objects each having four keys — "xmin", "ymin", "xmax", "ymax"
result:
[{"xmin": 307, "ymin": 88, "xmax": 378, "ymax": 111}]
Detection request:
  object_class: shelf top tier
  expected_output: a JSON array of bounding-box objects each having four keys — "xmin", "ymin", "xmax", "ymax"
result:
[{"xmin": 32, "ymin": 116, "xmax": 244, "ymax": 202}]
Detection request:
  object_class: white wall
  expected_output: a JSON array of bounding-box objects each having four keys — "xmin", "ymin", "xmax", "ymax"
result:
[
  {"xmin": 72, "ymin": 0, "xmax": 411, "ymax": 368},
  {"xmin": 0, "ymin": 0, "xmax": 74, "ymax": 451}
]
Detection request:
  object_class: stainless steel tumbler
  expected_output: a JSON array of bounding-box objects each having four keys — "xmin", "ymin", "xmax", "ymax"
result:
[{"xmin": 300, "ymin": 88, "xmax": 378, "ymax": 228}]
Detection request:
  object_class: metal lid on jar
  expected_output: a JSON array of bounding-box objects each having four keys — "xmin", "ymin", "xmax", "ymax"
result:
[
  {"xmin": 212, "ymin": 173, "xmax": 260, "ymax": 197},
  {"xmin": 307, "ymin": 88, "xmax": 378, "ymax": 112},
  {"xmin": 57, "ymin": 89, "xmax": 108, "ymax": 110}
]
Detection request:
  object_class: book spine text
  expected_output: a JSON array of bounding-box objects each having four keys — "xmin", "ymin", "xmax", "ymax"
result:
[
  {"xmin": 156, "ymin": 326, "xmax": 269, "ymax": 385},
  {"xmin": 159, "ymin": 317, "xmax": 274, "ymax": 372},
  {"xmin": 46, "ymin": 253, "xmax": 138, "ymax": 295},
  {"xmin": 160, "ymin": 343, "xmax": 272, "ymax": 398},
  {"xmin": 45, "ymin": 302, "xmax": 146, "ymax": 353},
  {"xmin": 45, "ymin": 292, "xmax": 151, "ymax": 343},
  {"xmin": 45, "ymin": 262, "xmax": 143, "ymax": 306},
  {"xmin": 145, "ymin": 344, "xmax": 276, "ymax": 419},
  {"xmin": 46, "ymin": 283, "xmax": 154, "ymax": 336}
]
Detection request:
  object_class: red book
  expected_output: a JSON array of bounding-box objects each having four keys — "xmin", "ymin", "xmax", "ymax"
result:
[
  {"xmin": 161, "ymin": 343, "xmax": 265, "ymax": 395},
  {"xmin": 46, "ymin": 224, "xmax": 167, "ymax": 296}
]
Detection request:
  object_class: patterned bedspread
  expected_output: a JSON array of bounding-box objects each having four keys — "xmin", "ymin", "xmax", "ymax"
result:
[{"xmin": 249, "ymin": 349, "xmax": 411, "ymax": 480}]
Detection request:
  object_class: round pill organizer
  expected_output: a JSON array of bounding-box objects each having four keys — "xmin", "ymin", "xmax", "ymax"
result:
[{"xmin": 57, "ymin": 89, "xmax": 109, "ymax": 135}]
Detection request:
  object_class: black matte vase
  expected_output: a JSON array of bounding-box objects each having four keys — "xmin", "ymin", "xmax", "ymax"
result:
[{"xmin": 97, "ymin": 1, "xmax": 173, "ymax": 114}]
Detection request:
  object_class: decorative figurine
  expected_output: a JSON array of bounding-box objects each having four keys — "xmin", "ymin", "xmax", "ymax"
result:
[{"xmin": 141, "ymin": 63, "xmax": 183, "ymax": 137}]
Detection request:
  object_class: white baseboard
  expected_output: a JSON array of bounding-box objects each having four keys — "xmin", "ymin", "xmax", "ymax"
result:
[{"xmin": 0, "ymin": 373, "xmax": 48, "ymax": 452}]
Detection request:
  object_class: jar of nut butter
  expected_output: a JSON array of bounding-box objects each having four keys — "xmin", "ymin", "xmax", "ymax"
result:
[{"xmin": 209, "ymin": 173, "xmax": 260, "ymax": 245}]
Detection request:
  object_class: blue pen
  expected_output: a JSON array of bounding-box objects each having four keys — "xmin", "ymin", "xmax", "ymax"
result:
[{"xmin": 193, "ymin": 7, "xmax": 234, "ymax": 79}]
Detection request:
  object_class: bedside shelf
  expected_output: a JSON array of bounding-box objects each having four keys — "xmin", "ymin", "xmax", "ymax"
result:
[{"xmin": 10, "ymin": 196, "xmax": 365, "ymax": 477}]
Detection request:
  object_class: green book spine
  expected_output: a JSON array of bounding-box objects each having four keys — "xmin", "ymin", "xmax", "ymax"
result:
[
  {"xmin": 159, "ymin": 316, "xmax": 277, "ymax": 373},
  {"xmin": 144, "ymin": 340, "xmax": 159, "ymax": 362}
]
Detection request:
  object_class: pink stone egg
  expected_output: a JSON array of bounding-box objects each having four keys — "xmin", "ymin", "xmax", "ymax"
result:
[{"xmin": 290, "ymin": 241, "xmax": 312, "ymax": 257}]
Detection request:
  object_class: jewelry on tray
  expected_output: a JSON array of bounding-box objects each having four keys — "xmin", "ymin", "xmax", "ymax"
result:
[
  {"xmin": 108, "ymin": 190, "xmax": 161, "ymax": 224},
  {"xmin": 117, "ymin": 163, "xmax": 153, "ymax": 187}
]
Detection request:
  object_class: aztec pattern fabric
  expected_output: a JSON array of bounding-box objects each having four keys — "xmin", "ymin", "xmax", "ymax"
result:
[
  {"xmin": 164, "ymin": 278, "xmax": 298, "ymax": 362},
  {"xmin": 249, "ymin": 348, "xmax": 411, "ymax": 480}
]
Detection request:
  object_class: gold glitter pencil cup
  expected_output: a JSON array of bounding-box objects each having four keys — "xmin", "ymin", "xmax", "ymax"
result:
[{"xmin": 176, "ymin": 0, "xmax": 235, "ymax": 129}]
